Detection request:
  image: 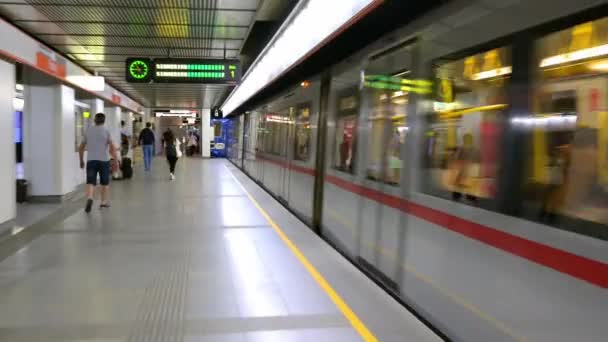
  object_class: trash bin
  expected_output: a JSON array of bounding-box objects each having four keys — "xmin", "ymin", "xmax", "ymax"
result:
[{"xmin": 16, "ymin": 179, "xmax": 28, "ymax": 203}]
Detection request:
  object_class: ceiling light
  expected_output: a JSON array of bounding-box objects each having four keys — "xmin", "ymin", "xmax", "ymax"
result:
[
  {"xmin": 265, "ymin": 115, "xmax": 293, "ymax": 124},
  {"xmin": 590, "ymin": 61, "xmax": 608, "ymax": 71},
  {"xmin": 66, "ymin": 75, "xmax": 105, "ymax": 91},
  {"xmin": 155, "ymin": 113, "xmax": 196, "ymax": 118},
  {"xmin": 221, "ymin": 0, "xmax": 379, "ymax": 116},
  {"xmin": 82, "ymin": 54, "xmax": 96, "ymax": 61},
  {"xmin": 540, "ymin": 44, "xmax": 608, "ymax": 68},
  {"xmin": 471, "ymin": 67, "xmax": 512, "ymax": 80},
  {"xmin": 392, "ymin": 70, "xmax": 411, "ymax": 77},
  {"xmin": 13, "ymin": 98, "xmax": 24, "ymax": 111}
]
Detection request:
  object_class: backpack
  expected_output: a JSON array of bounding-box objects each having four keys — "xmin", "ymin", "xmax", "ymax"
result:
[{"xmin": 166, "ymin": 143, "xmax": 177, "ymax": 157}]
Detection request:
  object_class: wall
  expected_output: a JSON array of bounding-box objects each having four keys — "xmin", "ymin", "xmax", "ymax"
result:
[{"xmin": 0, "ymin": 59, "xmax": 16, "ymax": 225}]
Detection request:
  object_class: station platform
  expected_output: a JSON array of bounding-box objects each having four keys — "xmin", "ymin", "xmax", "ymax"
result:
[{"xmin": 0, "ymin": 158, "xmax": 440, "ymax": 342}]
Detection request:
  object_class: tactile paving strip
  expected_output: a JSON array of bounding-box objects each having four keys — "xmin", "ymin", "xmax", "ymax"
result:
[{"xmin": 128, "ymin": 247, "xmax": 192, "ymax": 342}]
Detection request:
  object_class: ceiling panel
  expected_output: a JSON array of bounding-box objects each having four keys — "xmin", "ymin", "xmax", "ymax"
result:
[
  {"xmin": 0, "ymin": 0, "xmax": 260, "ymax": 108},
  {"xmin": 20, "ymin": 6, "xmax": 256, "ymax": 26},
  {"xmin": 60, "ymin": 45, "xmax": 239, "ymax": 56},
  {"xmin": 24, "ymin": 23, "xmax": 248, "ymax": 39},
  {"xmin": 25, "ymin": 0, "xmax": 257, "ymax": 9},
  {"xmin": 216, "ymin": 0, "xmax": 259, "ymax": 10},
  {"xmin": 41, "ymin": 35, "xmax": 243, "ymax": 49}
]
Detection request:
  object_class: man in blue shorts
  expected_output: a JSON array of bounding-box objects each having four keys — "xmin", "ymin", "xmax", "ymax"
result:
[{"xmin": 79, "ymin": 113, "xmax": 119, "ymax": 213}]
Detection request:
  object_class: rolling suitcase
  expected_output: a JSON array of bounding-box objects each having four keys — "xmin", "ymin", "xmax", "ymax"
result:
[{"xmin": 121, "ymin": 158, "xmax": 133, "ymax": 179}]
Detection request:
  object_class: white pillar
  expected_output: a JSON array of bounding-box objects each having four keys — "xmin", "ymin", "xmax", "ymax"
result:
[
  {"xmin": 201, "ymin": 108, "xmax": 211, "ymax": 158},
  {"xmin": 85, "ymin": 98, "xmax": 104, "ymax": 116},
  {"xmin": 23, "ymin": 71, "xmax": 77, "ymax": 198},
  {"xmin": 0, "ymin": 60, "xmax": 16, "ymax": 225}
]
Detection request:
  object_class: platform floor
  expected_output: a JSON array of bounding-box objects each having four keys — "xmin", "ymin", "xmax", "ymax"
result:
[{"xmin": 0, "ymin": 158, "xmax": 441, "ymax": 342}]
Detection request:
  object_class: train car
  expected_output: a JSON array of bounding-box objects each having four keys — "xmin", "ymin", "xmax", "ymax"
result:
[{"xmin": 226, "ymin": 2, "xmax": 608, "ymax": 341}]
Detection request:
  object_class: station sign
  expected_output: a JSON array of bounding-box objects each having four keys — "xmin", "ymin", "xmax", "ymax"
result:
[
  {"xmin": 126, "ymin": 57, "xmax": 241, "ymax": 84},
  {"xmin": 154, "ymin": 109, "xmax": 198, "ymax": 118}
]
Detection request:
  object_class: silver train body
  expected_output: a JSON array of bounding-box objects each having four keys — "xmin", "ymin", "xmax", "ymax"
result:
[{"xmin": 227, "ymin": 1, "xmax": 608, "ymax": 341}]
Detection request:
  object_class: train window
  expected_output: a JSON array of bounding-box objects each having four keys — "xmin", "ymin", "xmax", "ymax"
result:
[
  {"xmin": 362, "ymin": 41, "xmax": 413, "ymax": 185},
  {"xmin": 527, "ymin": 17, "xmax": 608, "ymax": 233},
  {"xmin": 425, "ymin": 47, "xmax": 510, "ymax": 201},
  {"xmin": 263, "ymin": 111, "xmax": 291, "ymax": 157},
  {"xmin": 294, "ymin": 104, "xmax": 312, "ymax": 161},
  {"xmin": 334, "ymin": 91, "xmax": 359, "ymax": 173},
  {"xmin": 255, "ymin": 110, "xmax": 268, "ymax": 153},
  {"xmin": 365, "ymin": 88, "xmax": 408, "ymax": 185}
]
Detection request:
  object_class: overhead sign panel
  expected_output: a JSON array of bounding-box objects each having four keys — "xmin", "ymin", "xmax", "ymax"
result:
[
  {"xmin": 154, "ymin": 59, "xmax": 240, "ymax": 84},
  {"xmin": 154, "ymin": 109, "xmax": 198, "ymax": 118},
  {"xmin": 125, "ymin": 58, "xmax": 240, "ymax": 84}
]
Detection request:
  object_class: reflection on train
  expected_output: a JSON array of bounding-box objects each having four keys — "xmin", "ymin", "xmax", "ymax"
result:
[{"xmin": 227, "ymin": 8, "xmax": 608, "ymax": 342}]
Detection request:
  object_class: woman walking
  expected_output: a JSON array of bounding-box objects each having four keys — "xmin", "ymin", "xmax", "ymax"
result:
[{"xmin": 162, "ymin": 128, "xmax": 181, "ymax": 180}]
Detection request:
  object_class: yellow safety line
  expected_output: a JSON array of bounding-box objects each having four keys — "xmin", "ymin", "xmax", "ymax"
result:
[{"xmin": 225, "ymin": 164, "xmax": 378, "ymax": 342}]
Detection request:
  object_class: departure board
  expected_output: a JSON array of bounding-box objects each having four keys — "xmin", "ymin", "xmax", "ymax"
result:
[
  {"xmin": 153, "ymin": 59, "xmax": 241, "ymax": 84},
  {"xmin": 125, "ymin": 58, "xmax": 241, "ymax": 84}
]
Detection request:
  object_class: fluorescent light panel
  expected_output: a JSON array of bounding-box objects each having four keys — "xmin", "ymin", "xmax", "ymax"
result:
[
  {"xmin": 156, "ymin": 113, "xmax": 196, "ymax": 118},
  {"xmin": 540, "ymin": 44, "xmax": 608, "ymax": 68},
  {"xmin": 471, "ymin": 67, "xmax": 512, "ymax": 80},
  {"xmin": 221, "ymin": 0, "xmax": 377, "ymax": 116},
  {"xmin": 66, "ymin": 75, "xmax": 105, "ymax": 91}
]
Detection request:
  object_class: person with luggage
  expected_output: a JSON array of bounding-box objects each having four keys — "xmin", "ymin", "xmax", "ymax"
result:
[
  {"xmin": 138, "ymin": 122, "xmax": 156, "ymax": 171},
  {"xmin": 187, "ymin": 132, "xmax": 198, "ymax": 157},
  {"xmin": 119, "ymin": 121, "xmax": 134, "ymax": 179},
  {"xmin": 79, "ymin": 113, "xmax": 119, "ymax": 213},
  {"xmin": 162, "ymin": 128, "xmax": 181, "ymax": 180}
]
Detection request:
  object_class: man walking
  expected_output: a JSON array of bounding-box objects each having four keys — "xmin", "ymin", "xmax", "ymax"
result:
[
  {"xmin": 139, "ymin": 122, "xmax": 155, "ymax": 171},
  {"xmin": 79, "ymin": 113, "xmax": 119, "ymax": 213}
]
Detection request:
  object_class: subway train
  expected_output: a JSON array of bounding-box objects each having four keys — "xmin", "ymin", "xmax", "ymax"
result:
[{"xmin": 225, "ymin": 3, "xmax": 608, "ymax": 342}]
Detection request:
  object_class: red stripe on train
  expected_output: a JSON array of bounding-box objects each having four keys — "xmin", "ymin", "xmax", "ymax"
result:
[
  {"xmin": 256, "ymin": 153, "xmax": 608, "ymax": 288},
  {"xmin": 326, "ymin": 174, "xmax": 608, "ymax": 288},
  {"xmin": 256, "ymin": 154, "xmax": 316, "ymax": 176}
]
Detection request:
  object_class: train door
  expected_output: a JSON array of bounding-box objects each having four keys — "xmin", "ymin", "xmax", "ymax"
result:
[
  {"xmin": 243, "ymin": 113, "xmax": 251, "ymax": 173},
  {"xmin": 356, "ymin": 42, "xmax": 416, "ymax": 291},
  {"xmin": 276, "ymin": 108, "xmax": 295, "ymax": 203},
  {"xmin": 251, "ymin": 112, "xmax": 269, "ymax": 183}
]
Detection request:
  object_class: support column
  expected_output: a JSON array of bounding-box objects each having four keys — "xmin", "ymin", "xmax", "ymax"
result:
[
  {"xmin": 201, "ymin": 108, "xmax": 211, "ymax": 158},
  {"xmin": 23, "ymin": 70, "xmax": 77, "ymax": 199},
  {"xmin": 0, "ymin": 59, "xmax": 16, "ymax": 226},
  {"xmin": 85, "ymin": 98, "xmax": 104, "ymax": 115}
]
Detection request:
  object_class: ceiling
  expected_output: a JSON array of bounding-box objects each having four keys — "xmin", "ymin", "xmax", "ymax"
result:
[{"xmin": 0, "ymin": 0, "xmax": 265, "ymax": 109}]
